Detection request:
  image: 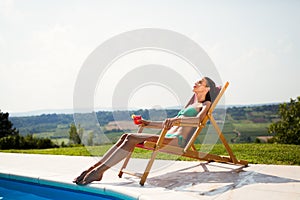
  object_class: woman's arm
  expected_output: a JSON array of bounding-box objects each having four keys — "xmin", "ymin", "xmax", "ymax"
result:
[
  {"xmin": 141, "ymin": 101, "xmax": 211, "ymax": 129},
  {"xmin": 164, "ymin": 101, "xmax": 211, "ymax": 129},
  {"xmin": 140, "ymin": 120, "xmax": 164, "ymax": 129},
  {"xmin": 180, "ymin": 101, "xmax": 211, "ymax": 124}
]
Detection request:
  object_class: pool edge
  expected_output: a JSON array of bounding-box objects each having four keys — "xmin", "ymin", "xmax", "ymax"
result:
[{"xmin": 0, "ymin": 172, "xmax": 140, "ymax": 200}]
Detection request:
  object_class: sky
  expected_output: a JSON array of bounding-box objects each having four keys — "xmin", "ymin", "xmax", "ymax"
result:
[{"xmin": 0, "ymin": 0, "xmax": 299, "ymax": 115}]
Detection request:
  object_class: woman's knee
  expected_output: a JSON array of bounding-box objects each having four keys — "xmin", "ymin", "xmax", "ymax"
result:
[
  {"xmin": 125, "ymin": 134, "xmax": 146, "ymax": 145},
  {"xmin": 119, "ymin": 133, "xmax": 138, "ymax": 143},
  {"xmin": 120, "ymin": 133, "xmax": 129, "ymax": 140},
  {"xmin": 125, "ymin": 133, "xmax": 135, "ymax": 142},
  {"xmin": 115, "ymin": 133, "xmax": 129, "ymax": 145}
]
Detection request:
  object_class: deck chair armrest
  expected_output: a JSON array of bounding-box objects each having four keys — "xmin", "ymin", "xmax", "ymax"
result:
[
  {"xmin": 139, "ymin": 118, "xmax": 201, "ymax": 130},
  {"xmin": 175, "ymin": 122, "xmax": 201, "ymax": 127},
  {"xmin": 173, "ymin": 116, "xmax": 203, "ymax": 127}
]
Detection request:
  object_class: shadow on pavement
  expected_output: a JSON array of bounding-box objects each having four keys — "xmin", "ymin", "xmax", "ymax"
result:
[{"xmin": 147, "ymin": 162, "xmax": 300, "ymax": 196}]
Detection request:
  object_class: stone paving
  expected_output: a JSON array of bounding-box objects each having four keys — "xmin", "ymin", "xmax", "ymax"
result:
[{"xmin": 1, "ymin": 153, "xmax": 300, "ymax": 199}]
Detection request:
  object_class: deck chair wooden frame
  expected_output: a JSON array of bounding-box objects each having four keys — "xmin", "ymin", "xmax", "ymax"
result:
[{"xmin": 118, "ymin": 81, "xmax": 248, "ymax": 186}]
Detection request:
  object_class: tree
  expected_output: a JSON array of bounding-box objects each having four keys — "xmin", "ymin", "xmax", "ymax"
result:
[
  {"xmin": 87, "ymin": 131, "xmax": 94, "ymax": 146},
  {"xmin": 0, "ymin": 110, "xmax": 19, "ymax": 138},
  {"xmin": 269, "ymin": 97, "xmax": 300, "ymax": 145},
  {"xmin": 68, "ymin": 123, "xmax": 82, "ymax": 145}
]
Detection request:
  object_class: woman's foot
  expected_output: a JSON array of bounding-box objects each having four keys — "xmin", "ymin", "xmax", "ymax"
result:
[
  {"xmin": 77, "ymin": 170, "xmax": 103, "ymax": 185},
  {"xmin": 73, "ymin": 170, "xmax": 89, "ymax": 184},
  {"xmin": 73, "ymin": 162, "xmax": 103, "ymax": 184}
]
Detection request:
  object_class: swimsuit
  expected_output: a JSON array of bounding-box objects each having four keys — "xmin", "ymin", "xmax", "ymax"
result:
[
  {"xmin": 176, "ymin": 106, "xmax": 198, "ymax": 117},
  {"xmin": 165, "ymin": 105, "xmax": 200, "ymax": 146}
]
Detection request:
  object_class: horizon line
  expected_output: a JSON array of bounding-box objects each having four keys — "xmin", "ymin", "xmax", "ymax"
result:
[{"xmin": 8, "ymin": 102, "xmax": 281, "ymax": 117}]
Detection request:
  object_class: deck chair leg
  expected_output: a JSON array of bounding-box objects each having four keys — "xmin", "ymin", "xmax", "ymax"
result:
[
  {"xmin": 118, "ymin": 149, "xmax": 134, "ymax": 178},
  {"xmin": 209, "ymin": 115, "xmax": 238, "ymax": 164},
  {"xmin": 119, "ymin": 127, "xmax": 144, "ymax": 178},
  {"xmin": 140, "ymin": 150, "xmax": 159, "ymax": 186}
]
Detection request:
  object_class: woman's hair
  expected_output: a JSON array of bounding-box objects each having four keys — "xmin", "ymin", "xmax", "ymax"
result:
[{"xmin": 204, "ymin": 77, "xmax": 219, "ymax": 103}]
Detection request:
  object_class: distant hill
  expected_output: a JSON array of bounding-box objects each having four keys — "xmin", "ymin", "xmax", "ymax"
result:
[
  {"xmin": 9, "ymin": 109, "xmax": 180, "ymax": 135},
  {"xmin": 9, "ymin": 104, "xmax": 280, "ymax": 137},
  {"xmin": 9, "ymin": 103, "xmax": 281, "ymax": 117},
  {"xmin": 226, "ymin": 104, "xmax": 280, "ymax": 123},
  {"xmin": 8, "ymin": 104, "xmax": 280, "ymax": 144}
]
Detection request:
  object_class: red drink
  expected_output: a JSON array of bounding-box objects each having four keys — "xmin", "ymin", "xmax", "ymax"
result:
[{"xmin": 131, "ymin": 115, "xmax": 142, "ymax": 125}]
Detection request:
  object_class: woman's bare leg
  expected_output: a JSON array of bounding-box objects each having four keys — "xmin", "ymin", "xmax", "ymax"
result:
[
  {"xmin": 78, "ymin": 133, "xmax": 158, "ymax": 185},
  {"xmin": 73, "ymin": 134, "xmax": 129, "ymax": 183}
]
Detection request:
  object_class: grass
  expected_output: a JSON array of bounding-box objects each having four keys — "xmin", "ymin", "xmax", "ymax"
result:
[{"xmin": 1, "ymin": 143, "xmax": 299, "ymax": 165}]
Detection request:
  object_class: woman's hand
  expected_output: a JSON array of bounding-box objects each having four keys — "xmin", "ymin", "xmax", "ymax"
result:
[
  {"xmin": 140, "ymin": 119, "xmax": 150, "ymax": 126},
  {"xmin": 163, "ymin": 118, "xmax": 179, "ymax": 130}
]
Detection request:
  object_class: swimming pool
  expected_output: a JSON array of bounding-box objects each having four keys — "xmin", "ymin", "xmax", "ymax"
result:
[{"xmin": 0, "ymin": 176, "xmax": 135, "ymax": 200}]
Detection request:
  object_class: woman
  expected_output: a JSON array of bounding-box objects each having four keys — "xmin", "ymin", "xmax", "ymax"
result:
[{"xmin": 74, "ymin": 77, "xmax": 218, "ymax": 185}]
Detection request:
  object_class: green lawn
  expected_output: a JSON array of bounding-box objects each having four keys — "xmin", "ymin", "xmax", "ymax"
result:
[{"xmin": 1, "ymin": 143, "xmax": 299, "ymax": 165}]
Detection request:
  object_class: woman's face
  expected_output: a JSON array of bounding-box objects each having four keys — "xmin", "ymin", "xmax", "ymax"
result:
[{"xmin": 193, "ymin": 78, "xmax": 209, "ymax": 94}]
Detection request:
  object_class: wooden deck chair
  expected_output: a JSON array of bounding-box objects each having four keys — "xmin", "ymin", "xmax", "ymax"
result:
[{"xmin": 118, "ymin": 81, "xmax": 248, "ymax": 186}]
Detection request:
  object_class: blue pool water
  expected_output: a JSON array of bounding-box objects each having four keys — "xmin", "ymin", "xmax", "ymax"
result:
[{"xmin": 0, "ymin": 178, "xmax": 125, "ymax": 200}]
